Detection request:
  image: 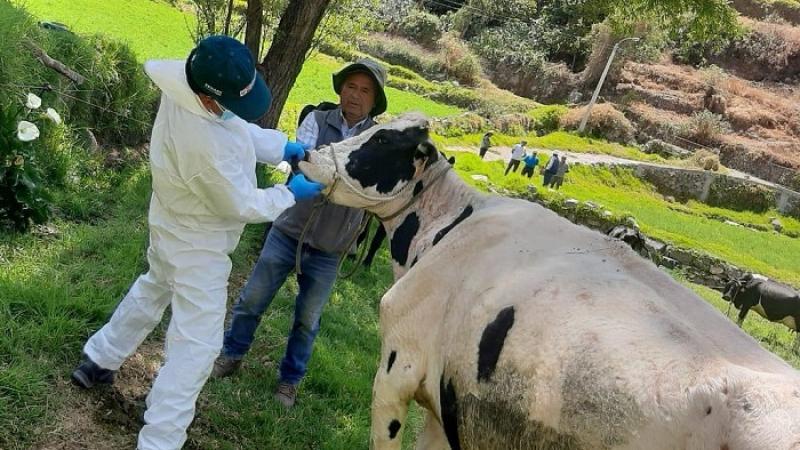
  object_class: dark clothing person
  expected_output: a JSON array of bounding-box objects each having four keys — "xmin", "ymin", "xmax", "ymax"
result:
[
  {"xmin": 214, "ymin": 58, "xmax": 388, "ymax": 409},
  {"xmin": 543, "ymin": 153, "xmax": 560, "ymax": 187},
  {"xmin": 479, "ymin": 133, "xmax": 492, "ymax": 159},
  {"xmin": 553, "ymin": 157, "xmax": 569, "ymax": 190}
]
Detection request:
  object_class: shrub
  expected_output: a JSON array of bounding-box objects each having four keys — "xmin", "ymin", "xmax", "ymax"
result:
[
  {"xmin": 430, "ymin": 112, "xmax": 487, "ymax": 137},
  {"xmin": 679, "ymin": 111, "xmax": 731, "ymax": 147},
  {"xmin": 46, "ymin": 32, "xmax": 157, "ymax": 146},
  {"xmin": 398, "ymin": 10, "xmax": 442, "ymax": 48},
  {"xmin": 720, "ymin": 18, "xmax": 800, "ymax": 82},
  {"xmin": 561, "ymin": 103, "xmax": 636, "ymax": 143},
  {"xmin": 528, "ymin": 105, "xmax": 568, "ymax": 135},
  {"xmin": 690, "ymin": 149, "xmax": 721, "ymax": 171},
  {"xmin": 0, "ymin": 96, "xmax": 63, "ymax": 232},
  {"xmin": 318, "ymin": 39, "xmax": 360, "ymax": 62},
  {"xmin": 0, "ymin": 2, "xmax": 158, "ymax": 232},
  {"xmin": 470, "ymin": 24, "xmax": 578, "ymax": 102},
  {"xmin": 359, "ymin": 34, "xmax": 446, "ymax": 81},
  {"xmin": 439, "ymin": 33, "xmax": 481, "ymax": 86}
]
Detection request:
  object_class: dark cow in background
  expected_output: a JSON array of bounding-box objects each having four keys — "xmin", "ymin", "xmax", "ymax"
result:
[
  {"xmin": 607, "ymin": 225, "xmax": 646, "ymax": 256},
  {"xmin": 724, "ymin": 274, "xmax": 800, "ymax": 351}
]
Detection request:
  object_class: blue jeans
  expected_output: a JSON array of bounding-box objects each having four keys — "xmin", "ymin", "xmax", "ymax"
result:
[{"xmin": 222, "ymin": 228, "xmax": 339, "ymax": 385}]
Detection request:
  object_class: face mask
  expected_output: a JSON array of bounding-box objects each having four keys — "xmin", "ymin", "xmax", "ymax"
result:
[
  {"xmin": 220, "ymin": 109, "xmax": 236, "ymax": 121},
  {"xmin": 196, "ymin": 96, "xmax": 236, "ymax": 121}
]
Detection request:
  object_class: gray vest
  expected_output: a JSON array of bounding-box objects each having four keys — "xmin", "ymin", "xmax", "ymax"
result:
[{"xmin": 273, "ymin": 108, "xmax": 375, "ymax": 254}]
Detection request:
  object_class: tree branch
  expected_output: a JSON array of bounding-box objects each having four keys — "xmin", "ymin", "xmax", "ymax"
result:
[{"xmin": 25, "ymin": 40, "xmax": 86, "ymax": 85}]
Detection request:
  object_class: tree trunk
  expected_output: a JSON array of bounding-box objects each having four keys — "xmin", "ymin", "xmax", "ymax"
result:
[
  {"xmin": 223, "ymin": 0, "xmax": 235, "ymax": 35},
  {"xmin": 244, "ymin": 0, "xmax": 263, "ymax": 59},
  {"xmin": 257, "ymin": 0, "xmax": 333, "ymax": 129}
]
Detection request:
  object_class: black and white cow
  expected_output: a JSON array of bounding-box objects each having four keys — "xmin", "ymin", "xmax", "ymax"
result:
[
  {"xmin": 299, "ymin": 113, "xmax": 800, "ymax": 450},
  {"xmin": 723, "ymin": 274, "xmax": 800, "ymax": 350},
  {"xmin": 607, "ymin": 225, "xmax": 647, "ymax": 256}
]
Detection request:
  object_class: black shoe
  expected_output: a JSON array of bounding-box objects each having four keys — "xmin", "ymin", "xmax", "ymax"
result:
[{"xmin": 71, "ymin": 355, "xmax": 115, "ymax": 389}]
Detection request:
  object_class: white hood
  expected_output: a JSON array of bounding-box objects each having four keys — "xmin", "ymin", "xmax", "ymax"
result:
[
  {"xmin": 141, "ymin": 59, "xmax": 294, "ymax": 233},
  {"xmin": 144, "ymin": 59, "xmax": 211, "ymax": 118}
]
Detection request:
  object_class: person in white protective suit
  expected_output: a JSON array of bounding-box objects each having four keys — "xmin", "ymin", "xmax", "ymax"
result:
[{"xmin": 70, "ymin": 35, "xmax": 325, "ymax": 450}]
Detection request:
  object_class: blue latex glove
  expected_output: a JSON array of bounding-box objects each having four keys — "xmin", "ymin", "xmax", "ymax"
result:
[
  {"xmin": 287, "ymin": 174, "xmax": 325, "ymax": 201},
  {"xmin": 283, "ymin": 140, "xmax": 311, "ymax": 162}
]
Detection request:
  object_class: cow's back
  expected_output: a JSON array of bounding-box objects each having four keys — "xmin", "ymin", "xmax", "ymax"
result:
[{"xmin": 390, "ymin": 198, "xmax": 800, "ymax": 449}]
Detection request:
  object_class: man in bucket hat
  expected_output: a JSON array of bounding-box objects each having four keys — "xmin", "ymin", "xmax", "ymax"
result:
[
  {"xmin": 70, "ymin": 35, "xmax": 324, "ymax": 450},
  {"xmin": 212, "ymin": 58, "xmax": 388, "ymax": 408}
]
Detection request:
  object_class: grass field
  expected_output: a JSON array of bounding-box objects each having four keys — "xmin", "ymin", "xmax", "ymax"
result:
[
  {"xmin": 449, "ymin": 152, "xmax": 800, "ymax": 286},
  {"xmin": 18, "ymin": 0, "xmax": 461, "ymax": 124},
  {"xmin": 17, "ymin": 0, "xmax": 196, "ymax": 59},
  {"xmin": 3, "ymin": 0, "xmax": 800, "ymax": 448},
  {"xmin": 0, "ymin": 165, "xmax": 421, "ymax": 448}
]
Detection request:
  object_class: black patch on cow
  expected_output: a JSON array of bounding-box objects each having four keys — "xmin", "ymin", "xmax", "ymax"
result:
[
  {"xmin": 413, "ymin": 181, "xmax": 424, "ymax": 196},
  {"xmin": 345, "ymin": 127, "xmax": 435, "ymax": 194},
  {"xmin": 440, "ymin": 376, "xmax": 461, "ymax": 450},
  {"xmin": 388, "ymin": 419, "xmax": 401, "ymax": 439},
  {"xmin": 410, "ymin": 255, "xmax": 419, "ymax": 268},
  {"xmin": 477, "ymin": 306, "xmax": 515, "ymax": 382},
  {"xmin": 390, "ymin": 213, "xmax": 419, "ymax": 266},
  {"xmin": 433, "ymin": 205, "xmax": 474, "ymax": 246},
  {"xmin": 387, "ymin": 351, "xmax": 397, "ymax": 373}
]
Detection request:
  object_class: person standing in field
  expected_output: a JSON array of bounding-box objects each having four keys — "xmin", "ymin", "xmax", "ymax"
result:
[
  {"xmin": 70, "ymin": 36, "xmax": 324, "ymax": 450},
  {"xmin": 521, "ymin": 151, "xmax": 539, "ymax": 179},
  {"xmin": 479, "ymin": 131, "xmax": 493, "ymax": 159},
  {"xmin": 505, "ymin": 140, "xmax": 527, "ymax": 175}
]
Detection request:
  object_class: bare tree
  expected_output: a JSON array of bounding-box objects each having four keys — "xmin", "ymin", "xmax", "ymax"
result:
[{"xmin": 257, "ymin": 0, "xmax": 333, "ymax": 128}]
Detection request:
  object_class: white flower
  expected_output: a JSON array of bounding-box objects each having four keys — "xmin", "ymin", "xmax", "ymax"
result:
[
  {"xmin": 17, "ymin": 121, "xmax": 40, "ymax": 142},
  {"xmin": 25, "ymin": 93, "xmax": 42, "ymax": 110},
  {"xmin": 45, "ymin": 107, "xmax": 62, "ymax": 124},
  {"xmin": 276, "ymin": 161, "xmax": 292, "ymax": 175}
]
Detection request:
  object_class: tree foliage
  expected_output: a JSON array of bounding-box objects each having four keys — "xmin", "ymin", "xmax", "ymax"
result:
[{"xmin": 437, "ymin": 0, "xmax": 738, "ymax": 72}]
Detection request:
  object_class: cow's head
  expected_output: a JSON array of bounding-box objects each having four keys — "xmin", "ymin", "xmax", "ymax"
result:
[
  {"xmin": 299, "ymin": 113, "xmax": 439, "ymax": 212},
  {"xmin": 722, "ymin": 279, "xmax": 743, "ymax": 303}
]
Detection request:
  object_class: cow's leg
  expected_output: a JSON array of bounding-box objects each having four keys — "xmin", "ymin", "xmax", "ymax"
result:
[
  {"xmin": 737, "ymin": 307, "xmax": 750, "ymax": 327},
  {"xmin": 364, "ymin": 224, "xmax": 387, "ymax": 268},
  {"xmin": 415, "ymin": 410, "xmax": 450, "ymax": 450},
  {"xmin": 371, "ymin": 345, "xmax": 424, "ymax": 450}
]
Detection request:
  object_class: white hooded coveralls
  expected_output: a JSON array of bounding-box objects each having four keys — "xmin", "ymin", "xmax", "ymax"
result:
[{"xmin": 83, "ymin": 60, "xmax": 295, "ymax": 450}]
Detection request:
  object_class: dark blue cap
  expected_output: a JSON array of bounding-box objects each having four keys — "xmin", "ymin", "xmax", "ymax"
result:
[{"xmin": 185, "ymin": 35, "xmax": 271, "ymax": 122}]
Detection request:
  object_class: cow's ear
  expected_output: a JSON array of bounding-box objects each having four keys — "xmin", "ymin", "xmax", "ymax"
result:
[{"xmin": 415, "ymin": 140, "xmax": 439, "ymax": 168}]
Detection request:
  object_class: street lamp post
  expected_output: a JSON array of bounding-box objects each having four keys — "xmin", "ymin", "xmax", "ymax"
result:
[{"xmin": 578, "ymin": 37, "xmax": 640, "ymax": 134}]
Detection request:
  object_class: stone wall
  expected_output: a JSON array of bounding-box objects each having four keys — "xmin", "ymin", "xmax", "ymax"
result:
[
  {"xmin": 632, "ymin": 164, "xmax": 800, "ymax": 218},
  {"xmin": 719, "ymin": 144, "xmax": 800, "ymax": 192},
  {"xmin": 510, "ymin": 189, "xmax": 754, "ymax": 292}
]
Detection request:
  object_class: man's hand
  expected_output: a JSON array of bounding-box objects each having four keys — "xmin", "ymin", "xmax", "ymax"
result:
[
  {"xmin": 287, "ymin": 174, "xmax": 324, "ymax": 201},
  {"xmin": 283, "ymin": 140, "xmax": 311, "ymax": 163}
]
